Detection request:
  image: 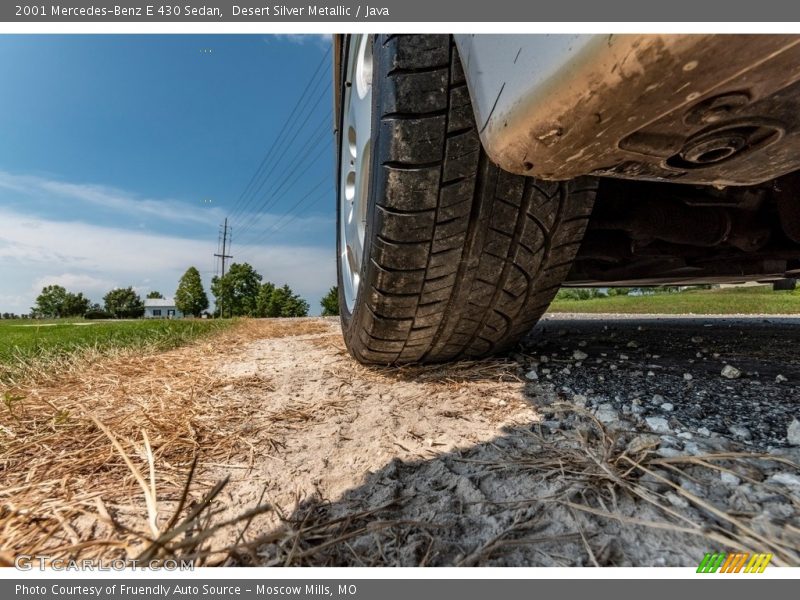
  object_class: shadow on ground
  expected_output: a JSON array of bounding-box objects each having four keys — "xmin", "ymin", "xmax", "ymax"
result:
[{"xmin": 238, "ymin": 316, "xmax": 800, "ymax": 566}]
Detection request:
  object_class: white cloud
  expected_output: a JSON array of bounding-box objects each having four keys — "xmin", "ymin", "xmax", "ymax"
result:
[
  {"xmin": 32, "ymin": 273, "xmax": 117, "ymax": 295},
  {"xmin": 0, "ymin": 168, "xmax": 333, "ymax": 241},
  {"xmin": 0, "ymin": 207, "xmax": 336, "ymax": 315},
  {"xmin": 0, "ymin": 170, "xmax": 224, "ymax": 226}
]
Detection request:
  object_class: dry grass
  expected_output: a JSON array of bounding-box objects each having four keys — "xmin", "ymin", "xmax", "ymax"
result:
[
  {"xmin": 228, "ymin": 402, "xmax": 800, "ymax": 567},
  {"xmin": 0, "ymin": 318, "xmax": 327, "ymax": 566},
  {"xmin": 2, "ymin": 317, "xmax": 797, "ymax": 567},
  {"xmin": 446, "ymin": 403, "xmax": 800, "ymax": 567}
]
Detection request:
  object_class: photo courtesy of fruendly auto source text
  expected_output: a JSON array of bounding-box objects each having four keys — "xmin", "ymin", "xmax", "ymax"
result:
[{"xmin": 0, "ymin": 0, "xmax": 798, "ymax": 597}]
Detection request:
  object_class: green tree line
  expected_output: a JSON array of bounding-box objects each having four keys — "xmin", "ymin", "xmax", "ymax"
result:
[
  {"xmin": 23, "ymin": 264, "xmax": 336, "ymax": 320},
  {"xmin": 210, "ymin": 263, "xmax": 309, "ymax": 318}
]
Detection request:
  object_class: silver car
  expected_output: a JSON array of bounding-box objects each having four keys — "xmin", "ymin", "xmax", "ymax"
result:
[{"xmin": 334, "ymin": 34, "xmax": 800, "ymax": 364}]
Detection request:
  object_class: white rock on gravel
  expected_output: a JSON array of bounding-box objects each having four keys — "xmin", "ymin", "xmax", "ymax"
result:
[
  {"xmin": 657, "ymin": 447, "xmax": 682, "ymax": 458},
  {"xmin": 728, "ymin": 425, "xmax": 751, "ymax": 439},
  {"xmin": 627, "ymin": 341, "xmax": 638, "ymax": 348},
  {"xmin": 665, "ymin": 492, "xmax": 689, "ymax": 508},
  {"xmin": 683, "ymin": 373, "xmax": 693, "ymax": 381},
  {"xmin": 572, "ymin": 394, "xmax": 587, "ymax": 407},
  {"xmin": 682, "ymin": 442, "xmax": 702, "ymax": 455},
  {"xmin": 697, "ymin": 427, "xmax": 711, "ymax": 436},
  {"xmin": 720, "ymin": 472, "xmax": 741, "ymax": 485},
  {"xmin": 572, "ymin": 349, "xmax": 588, "ymax": 361},
  {"xmin": 721, "ymin": 365, "xmax": 742, "ymax": 379},
  {"xmin": 627, "ymin": 434, "xmax": 660, "ymax": 454},
  {"xmin": 680, "ymin": 479, "xmax": 706, "ymax": 496},
  {"xmin": 787, "ymin": 418, "xmax": 800, "ymax": 446},
  {"xmin": 645, "ymin": 416, "xmax": 672, "ymax": 434},
  {"xmin": 595, "ymin": 403, "xmax": 619, "ymax": 424},
  {"xmin": 768, "ymin": 472, "xmax": 800, "ymax": 488},
  {"xmin": 776, "ymin": 374, "xmax": 788, "ymax": 383},
  {"xmin": 660, "ymin": 402, "xmax": 674, "ymax": 412},
  {"xmin": 525, "ymin": 370, "xmax": 539, "ymax": 381}
]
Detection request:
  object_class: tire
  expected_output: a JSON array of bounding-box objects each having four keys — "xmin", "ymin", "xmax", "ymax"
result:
[{"xmin": 337, "ymin": 34, "xmax": 597, "ymax": 364}]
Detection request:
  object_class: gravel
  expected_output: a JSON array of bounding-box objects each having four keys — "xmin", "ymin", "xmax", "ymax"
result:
[
  {"xmin": 788, "ymin": 419, "xmax": 800, "ymax": 446},
  {"xmin": 645, "ymin": 416, "xmax": 673, "ymax": 434},
  {"xmin": 721, "ymin": 365, "xmax": 742, "ymax": 379},
  {"xmin": 522, "ymin": 314, "xmax": 800, "ymax": 451}
]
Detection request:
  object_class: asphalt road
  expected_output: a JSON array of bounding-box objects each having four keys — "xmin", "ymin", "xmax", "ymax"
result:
[{"xmin": 522, "ymin": 314, "xmax": 800, "ymax": 451}]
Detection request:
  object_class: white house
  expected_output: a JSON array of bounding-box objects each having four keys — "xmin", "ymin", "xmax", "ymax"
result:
[{"xmin": 143, "ymin": 297, "xmax": 183, "ymax": 319}]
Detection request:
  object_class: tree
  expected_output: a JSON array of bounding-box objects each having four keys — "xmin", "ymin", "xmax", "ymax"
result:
[
  {"xmin": 33, "ymin": 285, "xmax": 68, "ymax": 318},
  {"xmin": 210, "ymin": 263, "xmax": 262, "ymax": 317},
  {"xmin": 147, "ymin": 291, "xmax": 164, "ymax": 299},
  {"xmin": 282, "ymin": 285, "xmax": 310, "ymax": 317},
  {"xmin": 606, "ymin": 287, "xmax": 631, "ymax": 297},
  {"xmin": 555, "ymin": 287, "xmax": 604, "ymax": 301},
  {"xmin": 255, "ymin": 282, "xmax": 276, "ymax": 317},
  {"xmin": 320, "ymin": 286, "xmax": 339, "ymax": 316},
  {"xmin": 267, "ymin": 284, "xmax": 309, "ymax": 317},
  {"xmin": 103, "ymin": 287, "xmax": 144, "ymax": 319},
  {"xmin": 174, "ymin": 267, "xmax": 209, "ymax": 317},
  {"xmin": 85, "ymin": 303, "xmax": 111, "ymax": 320},
  {"xmin": 62, "ymin": 292, "xmax": 91, "ymax": 317},
  {"xmin": 32, "ymin": 285, "xmax": 92, "ymax": 318}
]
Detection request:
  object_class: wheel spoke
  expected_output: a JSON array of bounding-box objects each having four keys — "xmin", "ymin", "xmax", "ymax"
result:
[{"xmin": 339, "ymin": 35, "xmax": 373, "ymax": 313}]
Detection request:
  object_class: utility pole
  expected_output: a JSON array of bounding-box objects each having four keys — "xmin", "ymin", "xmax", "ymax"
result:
[
  {"xmin": 214, "ymin": 217, "xmax": 233, "ymax": 317},
  {"xmin": 214, "ymin": 217, "xmax": 233, "ymax": 277}
]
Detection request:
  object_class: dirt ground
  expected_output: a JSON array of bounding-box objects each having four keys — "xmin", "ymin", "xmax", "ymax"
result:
[{"xmin": 1, "ymin": 317, "xmax": 798, "ymax": 567}]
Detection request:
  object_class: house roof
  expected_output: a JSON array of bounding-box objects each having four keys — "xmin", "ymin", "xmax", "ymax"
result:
[{"xmin": 144, "ymin": 298, "xmax": 177, "ymax": 308}]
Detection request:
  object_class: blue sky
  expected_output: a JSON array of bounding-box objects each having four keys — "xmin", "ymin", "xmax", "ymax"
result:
[{"xmin": 0, "ymin": 34, "xmax": 335, "ymax": 315}]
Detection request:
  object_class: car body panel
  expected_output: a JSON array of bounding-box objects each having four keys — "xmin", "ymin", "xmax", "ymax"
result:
[{"xmin": 454, "ymin": 34, "xmax": 800, "ymax": 185}]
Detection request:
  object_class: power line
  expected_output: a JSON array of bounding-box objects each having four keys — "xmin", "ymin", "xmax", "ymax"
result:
[
  {"xmin": 227, "ymin": 46, "xmax": 330, "ymax": 220},
  {"xmin": 232, "ymin": 118, "xmax": 333, "ymax": 243},
  {"xmin": 227, "ymin": 49, "xmax": 332, "ymax": 225},
  {"xmin": 234, "ymin": 177, "xmax": 328, "ymax": 262},
  {"xmin": 229, "ymin": 90, "xmax": 332, "ymax": 230},
  {"xmin": 216, "ymin": 46, "xmax": 334, "ymax": 287},
  {"xmin": 265, "ymin": 195, "xmax": 328, "ymax": 239}
]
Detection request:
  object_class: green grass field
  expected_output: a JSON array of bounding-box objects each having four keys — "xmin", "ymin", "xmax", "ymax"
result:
[
  {"xmin": 549, "ymin": 285, "xmax": 800, "ymax": 314},
  {"xmin": 0, "ymin": 318, "xmax": 231, "ymax": 383}
]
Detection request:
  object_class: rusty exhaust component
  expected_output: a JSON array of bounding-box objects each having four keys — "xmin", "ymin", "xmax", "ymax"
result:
[
  {"xmin": 592, "ymin": 197, "xmax": 731, "ymax": 247},
  {"xmin": 592, "ymin": 181, "xmax": 772, "ymax": 251}
]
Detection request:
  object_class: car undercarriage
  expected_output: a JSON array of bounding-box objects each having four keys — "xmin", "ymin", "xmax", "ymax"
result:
[{"xmin": 566, "ymin": 173, "xmax": 800, "ymax": 286}]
